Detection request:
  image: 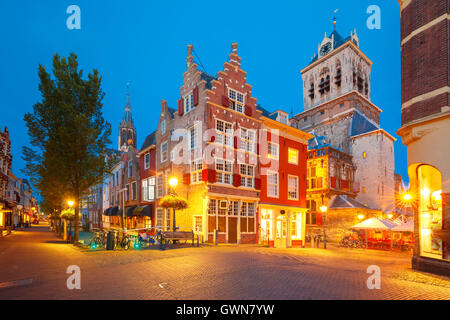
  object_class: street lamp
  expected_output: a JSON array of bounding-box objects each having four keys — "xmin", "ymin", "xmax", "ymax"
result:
[
  {"xmin": 67, "ymin": 200, "xmax": 74, "ymax": 208},
  {"xmin": 403, "ymin": 193, "xmax": 413, "ymax": 202},
  {"xmin": 169, "ymin": 177, "xmax": 179, "ymax": 232},
  {"xmin": 320, "ymin": 205, "xmax": 328, "ymax": 249}
]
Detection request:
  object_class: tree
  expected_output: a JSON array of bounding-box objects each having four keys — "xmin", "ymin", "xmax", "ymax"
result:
[{"xmin": 23, "ymin": 53, "xmax": 116, "ymax": 243}]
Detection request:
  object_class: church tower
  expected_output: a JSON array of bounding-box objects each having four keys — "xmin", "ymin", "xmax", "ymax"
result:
[
  {"xmin": 293, "ymin": 19, "xmax": 396, "ymax": 213},
  {"xmin": 118, "ymin": 87, "xmax": 137, "ymax": 152}
]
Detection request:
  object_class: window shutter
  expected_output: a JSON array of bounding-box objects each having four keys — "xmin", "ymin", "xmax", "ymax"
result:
[
  {"xmin": 193, "ymin": 87, "xmax": 199, "ymax": 106},
  {"xmin": 233, "ymin": 174, "xmax": 241, "ymax": 188},
  {"xmin": 256, "ymin": 143, "xmax": 260, "ymax": 155},
  {"xmin": 254, "ymin": 178, "xmax": 261, "ymax": 190},
  {"xmin": 183, "ymin": 173, "xmax": 190, "ymax": 185},
  {"xmin": 330, "ymin": 176, "xmax": 336, "ymax": 189},
  {"xmin": 178, "ymin": 99, "xmax": 184, "ymax": 116},
  {"xmin": 234, "ymin": 136, "xmax": 238, "ymax": 149},
  {"xmin": 244, "ymin": 105, "xmax": 252, "ymax": 117},
  {"xmin": 202, "ymin": 169, "xmax": 208, "ymax": 182},
  {"xmin": 222, "ymin": 95, "xmax": 230, "ymax": 108},
  {"xmin": 208, "ymin": 169, "xmax": 217, "ymax": 183}
]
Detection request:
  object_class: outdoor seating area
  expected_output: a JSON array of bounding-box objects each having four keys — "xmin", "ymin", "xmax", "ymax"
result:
[{"xmin": 349, "ymin": 217, "xmax": 414, "ymax": 252}]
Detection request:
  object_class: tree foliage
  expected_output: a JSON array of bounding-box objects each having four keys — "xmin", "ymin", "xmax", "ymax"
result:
[{"xmin": 23, "ymin": 53, "xmax": 116, "ymax": 242}]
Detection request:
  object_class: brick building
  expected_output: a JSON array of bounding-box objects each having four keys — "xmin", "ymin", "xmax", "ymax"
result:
[
  {"xmin": 396, "ymin": 0, "xmax": 450, "ymax": 276},
  {"xmin": 291, "ymin": 24, "xmax": 397, "ymax": 235},
  {"xmin": 0, "ymin": 127, "xmax": 12, "ymax": 231},
  {"xmin": 258, "ymin": 108, "xmax": 312, "ymax": 248}
]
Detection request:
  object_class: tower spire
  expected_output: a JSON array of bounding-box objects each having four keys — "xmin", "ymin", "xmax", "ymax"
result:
[{"xmin": 119, "ymin": 82, "xmax": 137, "ymax": 152}]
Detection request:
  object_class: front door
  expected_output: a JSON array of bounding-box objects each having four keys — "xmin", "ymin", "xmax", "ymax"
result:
[
  {"xmin": 228, "ymin": 217, "xmax": 238, "ymax": 244},
  {"xmin": 275, "ymin": 215, "xmax": 287, "ymax": 248}
]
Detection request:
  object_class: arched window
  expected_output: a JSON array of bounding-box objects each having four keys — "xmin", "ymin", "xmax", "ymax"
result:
[
  {"xmin": 319, "ymin": 67, "xmax": 330, "ymax": 96},
  {"xmin": 335, "ymin": 59, "xmax": 342, "ymax": 88}
]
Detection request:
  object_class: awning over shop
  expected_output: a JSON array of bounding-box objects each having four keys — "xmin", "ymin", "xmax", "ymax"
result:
[
  {"xmin": 391, "ymin": 220, "xmax": 414, "ymax": 232},
  {"xmin": 351, "ymin": 218, "xmax": 397, "ymax": 230},
  {"xmin": 126, "ymin": 206, "xmax": 137, "ymax": 217},
  {"xmin": 141, "ymin": 204, "xmax": 153, "ymax": 217},
  {"xmin": 109, "ymin": 207, "xmax": 120, "ymax": 216},
  {"xmin": 103, "ymin": 208, "xmax": 112, "ymax": 216}
]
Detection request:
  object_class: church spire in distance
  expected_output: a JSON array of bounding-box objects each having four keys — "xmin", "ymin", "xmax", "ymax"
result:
[{"xmin": 118, "ymin": 82, "xmax": 137, "ymax": 152}]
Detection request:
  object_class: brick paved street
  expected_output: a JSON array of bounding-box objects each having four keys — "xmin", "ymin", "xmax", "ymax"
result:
[{"xmin": 0, "ymin": 224, "xmax": 449, "ymax": 300}]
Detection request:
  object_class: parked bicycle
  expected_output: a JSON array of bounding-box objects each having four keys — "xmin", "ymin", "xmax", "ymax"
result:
[
  {"xmin": 89, "ymin": 230, "xmax": 107, "ymax": 248},
  {"xmin": 114, "ymin": 230, "xmax": 131, "ymax": 250},
  {"xmin": 340, "ymin": 235, "xmax": 364, "ymax": 248},
  {"xmin": 138, "ymin": 230, "xmax": 161, "ymax": 248}
]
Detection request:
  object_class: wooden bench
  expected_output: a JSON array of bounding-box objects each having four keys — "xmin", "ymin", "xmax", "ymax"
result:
[{"xmin": 160, "ymin": 231, "xmax": 199, "ymax": 250}]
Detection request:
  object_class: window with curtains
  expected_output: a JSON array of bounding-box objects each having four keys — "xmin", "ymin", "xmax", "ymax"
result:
[
  {"xmin": 193, "ymin": 216, "xmax": 203, "ymax": 233},
  {"xmin": 142, "ymin": 177, "xmax": 155, "ymax": 202}
]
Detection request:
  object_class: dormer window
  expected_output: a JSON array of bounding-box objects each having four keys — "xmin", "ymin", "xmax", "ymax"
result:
[
  {"xmin": 277, "ymin": 113, "xmax": 289, "ymax": 125},
  {"xmin": 228, "ymin": 89, "xmax": 245, "ymax": 113}
]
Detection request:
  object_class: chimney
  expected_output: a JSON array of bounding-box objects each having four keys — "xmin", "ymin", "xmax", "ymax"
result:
[
  {"xmin": 229, "ymin": 42, "xmax": 241, "ymax": 67},
  {"xmin": 161, "ymin": 99, "xmax": 168, "ymax": 115},
  {"xmin": 187, "ymin": 44, "xmax": 194, "ymax": 67}
]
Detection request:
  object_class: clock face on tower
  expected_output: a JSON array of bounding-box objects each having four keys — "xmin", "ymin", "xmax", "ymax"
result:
[{"xmin": 320, "ymin": 42, "xmax": 332, "ymax": 57}]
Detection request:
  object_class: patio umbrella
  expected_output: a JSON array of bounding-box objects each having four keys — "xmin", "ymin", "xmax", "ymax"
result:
[
  {"xmin": 391, "ymin": 220, "xmax": 414, "ymax": 232},
  {"xmin": 351, "ymin": 218, "xmax": 396, "ymax": 250}
]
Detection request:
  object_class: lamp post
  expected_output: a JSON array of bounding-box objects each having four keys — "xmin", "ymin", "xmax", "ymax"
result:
[
  {"xmin": 320, "ymin": 205, "xmax": 328, "ymax": 249},
  {"xmin": 169, "ymin": 177, "xmax": 178, "ymax": 232}
]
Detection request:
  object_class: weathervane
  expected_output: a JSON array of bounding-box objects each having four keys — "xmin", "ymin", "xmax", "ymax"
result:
[{"xmin": 333, "ymin": 9, "xmax": 338, "ymax": 30}]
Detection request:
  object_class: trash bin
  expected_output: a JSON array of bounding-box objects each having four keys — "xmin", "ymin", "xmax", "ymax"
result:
[{"xmin": 106, "ymin": 231, "xmax": 115, "ymax": 250}]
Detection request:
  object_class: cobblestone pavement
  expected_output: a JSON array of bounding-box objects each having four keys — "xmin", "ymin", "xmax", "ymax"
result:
[{"xmin": 0, "ymin": 225, "xmax": 449, "ymax": 300}]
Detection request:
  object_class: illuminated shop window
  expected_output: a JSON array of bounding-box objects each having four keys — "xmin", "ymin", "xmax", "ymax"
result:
[{"xmin": 418, "ymin": 165, "xmax": 445, "ymax": 260}]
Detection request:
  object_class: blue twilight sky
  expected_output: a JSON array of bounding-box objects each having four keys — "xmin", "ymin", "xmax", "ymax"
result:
[{"xmin": 0, "ymin": 0, "xmax": 406, "ymax": 185}]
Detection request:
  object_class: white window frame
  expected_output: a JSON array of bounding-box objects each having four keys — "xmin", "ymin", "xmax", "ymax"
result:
[
  {"xmin": 215, "ymin": 158, "xmax": 233, "ymax": 185},
  {"xmin": 193, "ymin": 215, "xmax": 203, "ymax": 233},
  {"xmin": 240, "ymin": 128, "xmax": 256, "ymax": 153},
  {"xmin": 156, "ymin": 174, "xmax": 163, "ymax": 198},
  {"xmin": 288, "ymin": 148, "xmax": 299, "ymax": 165},
  {"xmin": 268, "ymin": 142, "xmax": 279, "ymax": 160},
  {"xmin": 191, "ymin": 159, "xmax": 203, "ymax": 184},
  {"xmin": 188, "ymin": 124, "xmax": 199, "ymax": 150},
  {"xmin": 215, "ymin": 119, "xmax": 233, "ymax": 147},
  {"xmin": 288, "ymin": 175, "xmax": 299, "ymax": 200},
  {"xmin": 240, "ymin": 164, "xmax": 254, "ymax": 188},
  {"xmin": 161, "ymin": 120, "xmax": 166, "ymax": 135},
  {"xmin": 161, "ymin": 141, "xmax": 168, "ymax": 163},
  {"xmin": 267, "ymin": 171, "xmax": 279, "ymax": 198},
  {"xmin": 228, "ymin": 88, "xmax": 245, "ymax": 113},
  {"xmin": 184, "ymin": 92, "xmax": 194, "ymax": 114}
]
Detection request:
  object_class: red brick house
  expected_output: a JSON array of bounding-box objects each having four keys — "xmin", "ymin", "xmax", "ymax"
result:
[
  {"xmin": 138, "ymin": 131, "xmax": 157, "ymax": 229},
  {"xmin": 258, "ymin": 109, "xmax": 312, "ymax": 248}
]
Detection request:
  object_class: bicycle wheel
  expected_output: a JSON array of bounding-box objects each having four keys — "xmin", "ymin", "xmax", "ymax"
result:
[{"xmin": 122, "ymin": 237, "xmax": 130, "ymax": 250}]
